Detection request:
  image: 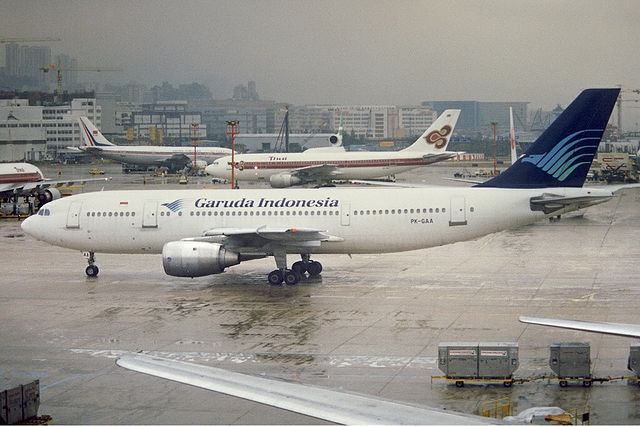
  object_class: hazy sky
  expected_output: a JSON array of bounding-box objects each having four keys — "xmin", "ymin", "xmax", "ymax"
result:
[{"xmin": 3, "ymin": 0, "xmax": 640, "ymax": 125}]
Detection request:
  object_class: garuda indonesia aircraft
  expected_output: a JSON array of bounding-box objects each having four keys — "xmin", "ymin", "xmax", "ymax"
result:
[
  {"xmin": 204, "ymin": 109, "xmax": 461, "ymax": 187},
  {"xmin": 22, "ymin": 89, "xmax": 633, "ymax": 285},
  {"xmin": 77, "ymin": 117, "xmax": 232, "ymax": 171}
]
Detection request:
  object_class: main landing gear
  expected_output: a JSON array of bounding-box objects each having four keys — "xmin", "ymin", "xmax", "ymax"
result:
[
  {"xmin": 85, "ymin": 251, "xmax": 99, "ymax": 277},
  {"xmin": 267, "ymin": 253, "xmax": 322, "ymax": 286}
]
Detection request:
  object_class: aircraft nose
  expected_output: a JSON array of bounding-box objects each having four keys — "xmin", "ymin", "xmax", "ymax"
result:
[
  {"xmin": 205, "ymin": 162, "xmax": 223, "ymax": 177},
  {"xmin": 204, "ymin": 163, "xmax": 216, "ymax": 175},
  {"xmin": 21, "ymin": 215, "xmax": 37, "ymax": 237}
]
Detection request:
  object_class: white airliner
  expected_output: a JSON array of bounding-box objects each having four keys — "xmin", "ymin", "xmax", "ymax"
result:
[
  {"xmin": 21, "ymin": 89, "xmax": 631, "ymax": 285},
  {"xmin": 77, "ymin": 117, "xmax": 233, "ymax": 171},
  {"xmin": 0, "ymin": 162, "xmax": 108, "ymax": 207},
  {"xmin": 205, "ymin": 110, "xmax": 461, "ymax": 187},
  {"xmin": 116, "ymin": 354, "xmax": 493, "ymax": 424}
]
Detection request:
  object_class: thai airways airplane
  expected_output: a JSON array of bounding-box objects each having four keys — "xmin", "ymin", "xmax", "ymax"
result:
[
  {"xmin": 0, "ymin": 162, "xmax": 108, "ymax": 207},
  {"xmin": 204, "ymin": 110, "xmax": 461, "ymax": 187},
  {"xmin": 22, "ymin": 89, "xmax": 629, "ymax": 285},
  {"xmin": 77, "ymin": 117, "xmax": 233, "ymax": 171}
]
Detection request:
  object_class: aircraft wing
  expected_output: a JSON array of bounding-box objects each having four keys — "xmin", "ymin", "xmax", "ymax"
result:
[
  {"xmin": 290, "ymin": 163, "xmax": 339, "ymax": 180},
  {"xmin": 184, "ymin": 226, "xmax": 344, "ymax": 248},
  {"xmin": 422, "ymin": 151, "xmax": 463, "ymax": 165},
  {"xmin": 116, "ymin": 354, "xmax": 494, "ymax": 425},
  {"xmin": 519, "ymin": 316, "xmax": 640, "ymax": 339},
  {"xmin": 0, "ymin": 177, "xmax": 110, "ymax": 197},
  {"xmin": 79, "ymin": 146, "xmax": 102, "ymax": 154},
  {"xmin": 161, "ymin": 153, "xmax": 191, "ymax": 168},
  {"xmin": 529, "ymin": 192, "xmax": 613, "ymax": 214}
]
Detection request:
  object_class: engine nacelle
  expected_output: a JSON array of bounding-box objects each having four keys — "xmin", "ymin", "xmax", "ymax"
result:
[
  {"xmin": 37, "ymin": 188, "xmax": 61, "ymax": 205},
  {"xmin": 269, "ymin": 173, "xmax": 302, "ymax": 188},
  {"xmin": 162, "ymin": 241, "xmax": 240, "ymax": 277}
]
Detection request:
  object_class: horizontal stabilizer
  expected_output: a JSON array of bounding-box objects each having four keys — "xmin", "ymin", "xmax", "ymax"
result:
[
  {"xmin": 529, "ymin": 191, "xmax": 613, "ymax": 214},
  {"xmin": 422, "ymin": 151, "xmax": 461, "ymax": 164}
]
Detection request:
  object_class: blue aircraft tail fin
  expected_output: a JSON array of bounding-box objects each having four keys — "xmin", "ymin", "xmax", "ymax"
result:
[{"xmin": 476, "ymin": 88, "xmax": 619, "ymax": 188}]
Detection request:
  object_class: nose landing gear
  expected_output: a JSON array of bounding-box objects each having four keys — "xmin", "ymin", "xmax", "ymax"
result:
[{"xmin": 84, "ymin": 251, "xmax": 99, "ymax": 277}]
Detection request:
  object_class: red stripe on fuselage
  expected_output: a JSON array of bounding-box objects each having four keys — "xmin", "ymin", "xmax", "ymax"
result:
[
  {"xmin": 235, "ymin": 158, "xmax": 429, "ymax": 170},
  {"xmin": 0, "ymin": 172, "xmax": 42, "ymax": 184}
]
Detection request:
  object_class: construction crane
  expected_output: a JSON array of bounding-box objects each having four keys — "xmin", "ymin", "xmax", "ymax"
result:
[
  {"xmin": 40, "ymin": 64, "xmax": 122, "ymax": 94},
  {"xmin": 0, "ymin": 37, "xmax": 62, "ymax": 43}
]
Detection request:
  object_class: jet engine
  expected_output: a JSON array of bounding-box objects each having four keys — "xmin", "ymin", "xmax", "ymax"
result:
[
  {"xmin": 36, "ymin": 188, "xmax": 61, "ymax": 206},
  {"xmin": 329, "ymin": 135, "xmax": 338, "ymax": 145},
  {"xmin": 162, "ymin": 241, "xmax": 240, "ymax": 277},
  {"xmin": 269, "ymin": 173, "xmax": 302, "ymax": 188}
]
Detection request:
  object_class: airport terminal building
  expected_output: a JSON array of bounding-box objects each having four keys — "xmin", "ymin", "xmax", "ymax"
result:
[{"xmin": 0, "ymin": 96, "xmax": 101, "ymax": 161}]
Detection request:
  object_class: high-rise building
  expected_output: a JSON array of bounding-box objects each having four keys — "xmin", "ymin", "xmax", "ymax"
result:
[{"xmin": 425, "ymin": 100, "xmax": 528, "ymax": 132}]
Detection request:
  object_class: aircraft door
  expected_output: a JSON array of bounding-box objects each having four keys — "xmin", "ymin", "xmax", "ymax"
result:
[
  {"xmin": 449, "ymin": 197, "xmax": 467, "ymax": 226},
  {"xmin": 66, "ymin": 201, "xmax": 82, "ymax": 228},
  {"xmin": 340, "ymin": 202, "xmax": 350, "ymax": 226},
  {"xmin": 142, "ymin": 201, "xmax": 158, "ymax": 228}
]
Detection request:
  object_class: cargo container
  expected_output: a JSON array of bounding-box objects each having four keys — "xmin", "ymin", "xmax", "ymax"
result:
[
  {"xmin": 0, "ymin": 380, "xmax": 40, "ymax": 424},
  {"xmin": 438, "ymin": 342, "xmax": 519, "ymax": 384},
  {"xmin": 549, "ymin": 342, "xmax": 591, "ymax": 384},
  {"xmin": 628, "ymin": 345, "xmax": 640, "ymax": 376}
]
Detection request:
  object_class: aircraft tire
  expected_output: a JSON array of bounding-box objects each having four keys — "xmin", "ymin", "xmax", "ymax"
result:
[
  {"xmin": 307, "ymin": 261, "xmax": 322, "ymax": 276},
  {"xmin": 284, "ymin": 270, "xmax": 300, "ymax": 286},
  {"xmin": 86, "ymin": 265, "xmax": 99, "ymax": 277},
  {"xmin": 267, "ymin": 270, "xmax": 283, "ymax": 285},
  {"xmin": 291, "ymin": 261, "xmax": 306, "ymax": 275}
]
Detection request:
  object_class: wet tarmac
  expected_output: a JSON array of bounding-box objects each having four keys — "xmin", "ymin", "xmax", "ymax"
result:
[{"xmin": 1, "ymin": 162, "xmax": 639, "ymax": 424}]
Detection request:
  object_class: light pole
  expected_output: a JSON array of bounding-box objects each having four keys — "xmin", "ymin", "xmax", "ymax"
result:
[
  {"xmin": 491, "ymin": 122, "xmax": 498, "ymax": 176},
  {"xmin": 226, "ymin": 120, "xmax": 239, "ymax": 189},
  {"xmin": 191, "ymin": 122, "xmax": 198, "ymax": 173}
]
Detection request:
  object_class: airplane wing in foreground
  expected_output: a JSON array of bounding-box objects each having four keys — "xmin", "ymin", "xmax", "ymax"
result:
[
  {"xmin": 519, "ymin": 316, "xmax": 640, "ymax": 339},
  {"xmin": 116, "ymin": 354, "xmax": 495, "ymax": 425}
]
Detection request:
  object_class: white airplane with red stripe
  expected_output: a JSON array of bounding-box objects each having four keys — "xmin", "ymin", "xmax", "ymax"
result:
[
  {"xmin": 77, "ymin": 117, "xmax": 233, "ymax": 171},
  {"xmin": 0, "ymin": 162, "xmax": 108, "ymax": 207},
  {"xmin": 205, "ymin": 110, "xmax": 461, "ymax": 187}
]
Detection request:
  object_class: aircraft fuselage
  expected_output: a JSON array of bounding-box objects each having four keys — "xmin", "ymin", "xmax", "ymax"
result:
[{"xmin": 22, "ymin": 186, "xmax": 611, "ymax": 255}]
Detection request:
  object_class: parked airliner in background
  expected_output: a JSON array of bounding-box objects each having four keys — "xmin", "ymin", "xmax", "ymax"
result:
[
  {"xmin": 76, "ymin": 117, "xmax": 233, "ymax": 171},
  {"xmin": 205, "ymin": 110, "xmax": 461, "ymax": 187},
  {"xmin": 22, "ymin": 89, "xmax": 631, "ymax": 285},
  {"xmin": 0, "ymin": 162, "xmax": 108, "ymax": 207}
]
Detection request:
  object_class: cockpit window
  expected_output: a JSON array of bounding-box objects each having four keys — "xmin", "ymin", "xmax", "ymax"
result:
[{"xmin": 38, "ymin": 208, "xmax": 51, "ymax": 216}]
